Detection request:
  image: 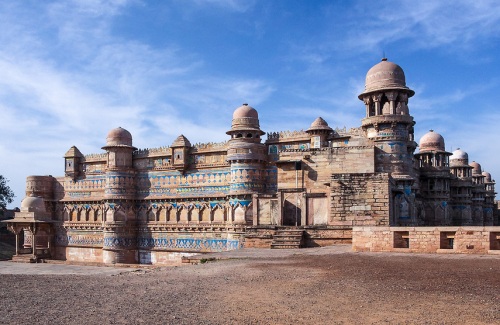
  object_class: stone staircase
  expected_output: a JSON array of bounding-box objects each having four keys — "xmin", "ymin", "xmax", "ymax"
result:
[{"xmin": 271, "ymin": 228, "xmax": 304, "ymax": 249}]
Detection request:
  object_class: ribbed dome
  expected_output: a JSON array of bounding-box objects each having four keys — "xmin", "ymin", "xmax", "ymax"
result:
[
  {"xmin": 233, "ymin": 103, "xmax": 258, "ymax": 119},
  {"xmin": 359, "ymin": 58, "xmax": 414, "ymax": 98},
  {"xmin": 20, "ymin": 196, "xmax": 46, "ymax": 213},
  {"xmin": 105, "ymin": 127, "xmax": 133, "ymax": 147},
  {"xmin": 469, "ymin": 161, "xmax": 482, "ymax": 175},
  {"xmin": 306, "ymin": 117, "xmax": 333, "ymax": 132},
  {"xmin": 482, "ymin": 171, "xmax": 492, "ymax": 182},
  {"xmin": 419, "ymin": 130, "xmax": 445, "ymax": 152}
]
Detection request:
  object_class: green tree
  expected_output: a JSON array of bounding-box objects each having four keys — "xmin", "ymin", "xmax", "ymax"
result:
[{"xmin": 0, "ymin": 175, "xmax": 15, "ymax": 210}]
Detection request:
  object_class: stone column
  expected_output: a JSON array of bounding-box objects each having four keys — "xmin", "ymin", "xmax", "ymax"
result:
[
  {"xmin": 277, "ymin": 191, "xmax": 283, "ymax": 226},
  {"xmin": 252, "ymin": 194, "xmax": 258, "ymax": 226},
  {"xmin": 300, "ymin": 192, "xmax": 307, "ymax": 226},
  {"xmin": 385, "ymin": 91, "xmax": 398, "ymax": 114},
  {"xmin": 363, "ymin": 96, "xmax": 371, "ymax": 117},
  {"xmin": 372, "ymin": 93, "xmax": 383, "ymax": 116}
]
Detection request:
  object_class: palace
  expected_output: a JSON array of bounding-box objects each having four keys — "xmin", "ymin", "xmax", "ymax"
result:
[{"xmin": 4, "ymin": 59, "xmax": 500, "ymax": 264}]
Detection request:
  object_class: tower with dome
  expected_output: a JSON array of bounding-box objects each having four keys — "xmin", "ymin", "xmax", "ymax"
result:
[{"xmin": 4, "ymin": 58, "xmax": 499, "ymax": 263}]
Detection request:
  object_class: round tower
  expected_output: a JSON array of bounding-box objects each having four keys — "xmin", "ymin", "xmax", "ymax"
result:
[
  {"xmin": 449, "ymin": 148, "xmax": 473, "ymax": 225},
  {"xmin": 359, "ymin": 58, "xmax": 417, "ymax": 226},
  {"xmin": 415, "ymin": 130, "xmax": 451, "ymax": 225},
  {"xmin": 101, "ymin": 127, "xmax": 137, "ymax": 264},
  {"xmin": 358, "ymin": 58, "xmax": 417, "ymax": 177},
  {"xmin": 226, "ymin": 104, "xmax": 267, "ymax": 224},
  {"xmin": 482, "ymin": 171, "xmax": 496, "ymax": 225},
  {"xmin": 469, "ymin": 161, "xmax": 486, "ymax": 225}
]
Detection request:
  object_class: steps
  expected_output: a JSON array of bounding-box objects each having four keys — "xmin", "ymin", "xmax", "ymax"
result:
[{"xmin": 271, "ymin": 229, "xmax": 304, "ymax": 249}]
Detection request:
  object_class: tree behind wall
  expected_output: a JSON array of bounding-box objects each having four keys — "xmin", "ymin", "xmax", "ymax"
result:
[{"xmin": 0, "ymin": 175, "xmax": 15, "ymax": 211}]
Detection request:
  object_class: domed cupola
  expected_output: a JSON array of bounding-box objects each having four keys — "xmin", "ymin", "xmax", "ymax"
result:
[
  {"xmin": 482, "ymin": 171, "xmax": 492, "ymax": 182},
  {"xmin": 358, "ymin": 58, "xmax": 417, "ymax": 177},
  {"xmin": 102, "ymin": 127, "xmax": 136, "ymax": 149},
  {"xmin": 469, "ymin": 161, "xmax": 482, "ymax": 176},
  {"xmin": 469, "ymin": 161, "xmax": 485, "ymax": 186},
  {"xmin": 359, "ymin": 58, "xmax": 415, "ymax": 97},
  {"xmin": 226, "ymin": 103, "xmax": 267, "ymax": 161},
  {"xmin": 419, "ymin": 130, "xmax": 445, "ymax": 153},
  {"xmin": 450, "ymin": 148, "xmax": 469, "ymax": 167},
  {"xmin": 20, "ymin": 195, "xmax": 46, "ymax": 213},
  {"xmin": 306, "ymin": 117, "xmax": 333, "ymax": 149},
  {"xmin": 359, "ymin": 58, "xmax": 416, "ymax": 121},
  {"xmin": 449, "ymin": 148, "xmax": 473, "ymax": 180},
  {"xmin": 415, "ymin": 130, "xmax": 451, "ymax": 169},
  {"xmin": 17, "ymin": 194, "xmax": 51, "ymax": 220},
  {"xmin": 306, "ymin": 117, "xmax": 333, "ymax": 132},
  {"xmin": 227, "ymin": 103, "xmax": 265, "ymax": 137}
]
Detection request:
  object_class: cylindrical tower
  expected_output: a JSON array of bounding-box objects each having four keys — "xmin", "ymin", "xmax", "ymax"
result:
[
  {"xmin": 449, "ymin": 148, "xmax": 473, "ymax": 225},
  {"xmin": 226, "ymin": 104, "xmax": 267, "ymax": 224},
  {"xmin": 101, "ymin": 127, "xmax": 137, "ymax": 264},
  {"xmin": 359, "ymin": 58, "xmax": 417, "ymax": 226},
  {"xmin": 415, "ymin": 130, "xmax": 451, "ymax": 225},
  {"xmin": 482, "ymin": 171, "xmax": 496, "ymax": 226},
  {"xmin": 358, "ymin": 58, "xmax": 417, "ymax": 177},
  {"xmin": 469, "ymin": 161, "xmax": 485, "ymax": 225}
]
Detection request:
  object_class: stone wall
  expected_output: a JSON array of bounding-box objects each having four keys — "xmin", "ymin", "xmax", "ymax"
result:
[
  {"xmin": 352, "ymin": 226, "xmax": 500, "ymax": 255},
  {"xmin": 276, "ymin": 146, "xmax": 375, "ymax": 191},
  {"xmin": 330, "ymin": 173, "xmax": 391, "ymax": 226}
]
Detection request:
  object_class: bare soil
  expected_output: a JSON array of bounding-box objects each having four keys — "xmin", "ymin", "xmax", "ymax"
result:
[{"xmin": 0, "ymin": 247, "xmax": 499, "ymax": 324}]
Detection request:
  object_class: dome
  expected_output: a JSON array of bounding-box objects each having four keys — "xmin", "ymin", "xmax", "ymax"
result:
[
  {"xmin": 20, "ymin": 196, "xmax": 46, "ymax": 213},
  {"xmin": 306, "ymin": 117, "xmax": 333, "ymax": 132},
  {"xmin": 450, "ymin": 148, "xmax": 468, "ymax": 160},
  {"xmin": 419, "ymin": 130, "xmax": 445, "ymax": 152},
  {"xmin": 450, "ymin": 148, "xmax": 469, "ymax": 167},
  {"xmin": 233, "ymin": 103, "xmax": 258, "ymax": 119},
  {"xmin": 104, "ymin": 127, "xmax": 133, "ymax": 147},
  {"xmin": 227, "ymin": 103, "xmax": 264, "ymax": 135},
  {"xmin": 482, "ymin": 171, "xmax": 492, "ymax": 182},
  {"xmin": 469, "ymin": 161, "xmax": 482, "ymax": 175},
  {"xmin": 359, "ymin": 58, "xmax": 414, "ymax": 98}
]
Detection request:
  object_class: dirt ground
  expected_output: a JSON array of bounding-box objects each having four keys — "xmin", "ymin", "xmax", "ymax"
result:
[{"xmin": 0, "ymin": 246, "xmax": 498, "ymax": 324}]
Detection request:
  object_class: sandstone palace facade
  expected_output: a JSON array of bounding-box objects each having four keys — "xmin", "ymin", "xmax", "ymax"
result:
[{"xmin": 5, "ymin": 59, "xmax": 499, "ymax": 263}]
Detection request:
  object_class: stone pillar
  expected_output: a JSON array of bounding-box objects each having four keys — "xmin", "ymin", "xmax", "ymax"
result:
[
  {"xmin": 301, "ymin": 192, "xmax": 307, "ymax": 226},
  {"xmin": 385, "ymin": 91, "xmax": 398, "ymax": 115},
  {"xmin": 372, "ymin": 94, "xmax": 382, "ymax": 116},
  {"xmin": 252, "ymin": 194, "xmax": 258, "ymax": 226},
  {"xmin": 277, "ymin": 191, "xmax": 283, "ymax": 226}
]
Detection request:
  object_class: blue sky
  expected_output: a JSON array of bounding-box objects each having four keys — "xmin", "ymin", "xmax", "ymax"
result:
[{"xmin": 2, "ymin": 0, "xmax": 500, "ymax": 208}]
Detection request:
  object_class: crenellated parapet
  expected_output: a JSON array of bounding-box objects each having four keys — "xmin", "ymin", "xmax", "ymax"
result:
[{"xmin": 266, "ymin": 130, "xmax": 309, "ymax": 141}]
